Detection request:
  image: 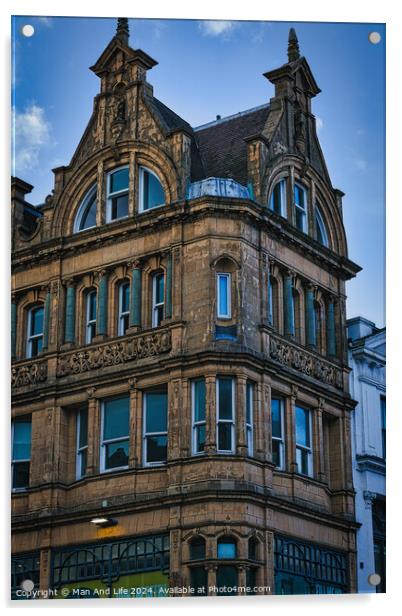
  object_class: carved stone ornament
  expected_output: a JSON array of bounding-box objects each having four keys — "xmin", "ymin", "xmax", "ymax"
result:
[
  {"xmin": 12, "ymin": 360, "xmax": 48, "ymax": 389},
  {"xmin": 56, "ymin": 328, "xmax": 171, "ymax": 377},
  {"xmin": 269, "ymin": 333, "xmax": 343, "ymax": 389}
]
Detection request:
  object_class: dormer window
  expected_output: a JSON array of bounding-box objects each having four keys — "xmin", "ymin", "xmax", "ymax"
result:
[
  {"xmin": 294, "ymin": 183, "xmax": 308, "ymax": 232},
  {"xmin": 74, "ymin": 184, "xmax": 97, "ymax": 232},
  {"xmin": 106, "ymin": 167, "xmax": 129, "ymax": 222},
  {"xmin": 315, "ymin": 205, "xmax": 329, "ymax": 247},
  {"xmin": 269, "ymin": 179, "xmax": 287, "ymax": 217},
  {"xmin": 139, "ymin": 167, "xmax": 165, "ymax": 212}
]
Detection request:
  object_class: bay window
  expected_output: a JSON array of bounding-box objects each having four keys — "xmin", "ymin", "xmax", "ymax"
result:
[
  {"xmin": 12, "ymin": 420, "xmax": 31, "ymax": 490},
  {"xmin": 101, "ymin": 397, "xmax": 129, "ymax": 472},
  {"xmin": 295, "ymin": 405, "xmax": 313, "ymax": 476},
  {"xmin": 216, "ymin": 377, "xmax": 235, "ymax": 453},
  {"xmin": 26, "ymin": 305, "xmax": 44, "ymax": 358},
  {"xmin": 271, "ymin": 398, "xmax": 285, "ymax": 469},
  {"xmin": 143, "ymin": 390, "xmax": 168, "ymax": 465},
  {"xmin": 192, "ymin": 379, "xmax": 206, "ymax": 455},
  {"xmin": 106, "ymin": 167, "xmax": 129, "ymax": 222}
]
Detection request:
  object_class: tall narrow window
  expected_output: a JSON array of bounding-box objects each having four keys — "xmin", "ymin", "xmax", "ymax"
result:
[
  {"xmin": 76, "ymin": 408, "xmax": 88, "ymax": 479},
  {"xmin": 268, "ymin": 277, "xmax": 279, "ymax": 329},
  {"xmin": 271, "ymin": 398, "xmax": 285, "ymax": 469},
  {"xmin": 217, "ymin": 273, "xmax": 231, "ymax": 319},
  {"xmin": 314, "ymin": 301, "xmax": 324, "ymax": 353},
  {"xmin": 293, "ymin": 288, "xmax": 302, "ymax": 342},
  {"xmin": 380, "ymin": 396, "xmax": 386, "ymax": 459},
  {"xmin": 85, "ymin": 290, "xmax": 97, "ymax": 344},
  {"xmin": 101, "ymin": 397, "xmax": 129, "ymax": 472},
  {"xmin": 216, "ymin": 377, "xmax": 235, "ymax": 453},
  {"xmin": 12, "ymin": 420, "xmax": 31, "ymax": 490},
  {"xmin": 295, "ymin": 405, "xmax": 313, "ymax": 477},
  {"xmin": 118, "ymin": 281, "xmax": 130, "ymax": 336},
  {"xmin": 106, "ymin": 167, "xmax": 129, "ymax": 222},
  {"xmin": 74, "ymin": 184, "xmax": 97, "ymax": 232},
  {"xmin": 139, "ymin": 167, "xmax": 165, "ymax": 212},
  {"xmin": 315, "ymin": 206, "xmax": 329, "ymax": 247},
  {"xmin": 26, "ymin": 306, "xmax": 44, "ymax": 358},
  {"xmin": 217, "ymin": 536, "xmax": 238, "ymax": 596},
  {"xmin": 294, "ymin": 183, "xmax": 308, "ymax": 232},
  {"xmin": 143, "ymin": 390, "xmax": 168, "ymax": 465},
  {"xmin": 269, "ymin": 179, "xmax": 287, "ymax": 217},
  {"xmin": 152, "ymin": 272, "xmax": 164, "ymax": 327},
  {"xmin": 246, "ymin": 382, "xmax": 254, "ymax": 456},
  {"xmin": 192, "ymin": 380, "xmax": 206, "ymax": 455}
]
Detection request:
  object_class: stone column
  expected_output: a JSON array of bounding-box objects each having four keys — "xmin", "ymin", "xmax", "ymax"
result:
[
  {"xmin": 86, "ymin": 390, "xmax": 99, "ymax": 475},
  {"xmin": 238, "ymin": 565, "xmax": 247, "ymax": 594},
  {"xmin": 205, "ymin": 374, "xmax": 217, "ymax": 454},
  {"xmin": 313, "ymin": 398, "xmax": 327, "ymax": 482},
  {"xmin": 42, "ymin": 288, "xmax": 52, "ymax": 351},
  {"xmin": 206, "ymin": 564, "xmax": 217, "ymax": 596},
  {"xmin": 283, "ymin": 271, "xmax": 295, "ymax": 337},
  {"xmin": 64, "ymin": 280, "xmax": 76, "ymax": 345},
  {"xmin": 326, "ymin": 296, "xmax": 336, "ymax": 357},
  {"xmin": 305, "ymin": 284, "xmax": 316, "ymax": 348},
  {"xmin": 96, "ymin": 270, "xmax": 108, "ymax": 337},
  {"xmin": 236, "ymin": 375, "xmax": 248, "ymax": 457},
  {"xmin": 11, "ymin": 296, "xmax": 17, "ymax": 359},
  {"xmin": 39, "ymin": 547, "xmax": 52, "ymax": 593},
  {"xmin": 342, "ymin": 410, "xmax": 354, "ymax": 491},
  {"xmin": 129, "ymin": 262, "xmax": 142, "ymax": 329},
  {"xmin": 286, "ymin": 386, "xmax": 298, "ymax": 473},
  {"xmin": 165, "ymin": 251, "xmax": 173, "ymax": 319},
  {"xmin": 128, "ymin": 380, "xmax": 138, "ymax": 468}
]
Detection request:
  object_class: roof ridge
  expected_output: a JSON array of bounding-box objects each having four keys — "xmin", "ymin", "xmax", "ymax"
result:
[{"xmin": 194, "ymin": 103, "xmax": 269, "ymax": 132}]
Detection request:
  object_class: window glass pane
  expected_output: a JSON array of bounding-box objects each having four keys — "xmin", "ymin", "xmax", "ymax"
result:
[
  {"xmin": 296, "ymin": 406, "xmax": 310, "ymax": 447},
  {"xmin": 216, "ymin": 565, "xmax": 238, "ymax": 595},
  {"xmin": 110, "ymin": 168, "xmax": 129, "ymax": 193},
  {"xmin": 103, "ymin": 397, "xmax": 129, "ymax": 440},
  {"xmin": 31, "ymin": 337, "xmax": 43, "ymax": 356},
  {"xmin": 12, "ymin": 422, "xmax": 31, "ymax": 460},
  {"xmin": 111, "ymin": 194, "xmax": 128, "ymax": 219},
  {"xmin": 80, "ymin": 191, "xmax": 97, "ymax": 230},
  {"xmin": 218, "ymin": 378, "xmax": 233, "ymax": 419},
  {"xmin": 218, "ymin": 423, "xmax": 232, "ymax": 451},
  {"xmin": 143, "ymin": 169, "xmax": 165, "ymax": 210},
  {"xmin": 121, "ymin": 283, "xmax": 130, "ymax": 313},
  {"xmin": 295, "ymin": 208, "xmax": 305, "ymax": 231},
  {"xmin": 155, "ymin": 274, "xmax": 164, "ymax": 304},
  {"xmin": 88, "ymin": 292, "xmax": 97, "ymax": 321},
  {"xmin": 246, "ymin": 383, "xmax": 253, "ymax": 424},
  {"xmin": 218, "ymin": 275, "xmax": 229, "ymax": 316},
  {"xmin": 272, "ymin": 440, "xmax": 281, "ymax": 468},
  {"xmin": 145, "ymin": 392, "xmax": 167, "ymax": 433},
  {"xmin": 12, "ymin": 462, "xmax": 30, "ymax": 489},
  {"xmin": 294, "ymin": 184, "xmax": 305, "ymax": 208},
  {"xmin": 79, "ymin": 449, "xmax": 87, "ymax": 477},
  {"xmin": 78, "ymin": 409, "xmax": 88, "ymax": 449},
  {"xmin": 218, "ymin": 540, "xmax": 236, "ymax": 559},
  {"xmin": 190, "ymin": 539, "xmax": 206, "ymax": 560},
  {"xmin": 194, "ymin": 380, "xmax": 206, "ymax": 422},
  {"xmin": 190, "ymin": 567, "xmax": 207, "ymax": 595},
  {"xmin": 196, "ymin": 425, "xmax": 206, "ymax": 453},
  {"xmin": 146, "ymin": 435, "xmax": 167, "ymax": 463},
  {"xmin": 30, "ymin": 307, "xmax": 44, "ymax": 336},
  {"xmin": 105, "ymin": 440, "xmax": 129, "ymax": 469},
  {"xmin": 271, "ymin": 399, "xmax": 282, "ymax": 438}
]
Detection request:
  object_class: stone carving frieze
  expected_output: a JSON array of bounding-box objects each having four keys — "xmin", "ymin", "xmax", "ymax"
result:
[
  {"xmin": 56, "ymin": 329, "xmax": 171, "ymax": 377},
  {"xmin": 269, "ymin": 333, "xmax": 343, "ymax": 390},
  {"xmin": 12, "ymin": 360, "xmax": 48, "ymax": 389}
]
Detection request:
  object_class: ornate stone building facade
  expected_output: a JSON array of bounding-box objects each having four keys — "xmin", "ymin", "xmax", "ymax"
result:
[{"xmin": 11, "ymin": 20, "xmax": 361, "ymax": 598}]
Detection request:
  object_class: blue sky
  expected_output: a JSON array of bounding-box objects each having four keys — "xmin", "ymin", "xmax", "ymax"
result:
[{"xmin": 11, "ymin": 16, "xmax": 385, "ymax": 327}]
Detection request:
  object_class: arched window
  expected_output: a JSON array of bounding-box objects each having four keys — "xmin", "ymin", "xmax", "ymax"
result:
[
  {"xmin": 74, "ymin": 184, "xmax": 97, "ymax": 233},
  {"xmin": 139, "ymin": 167, "xmax": 165, "ymax": 212},
  {"xmin": 151, "ymin": 271, "xmax": 165, "ymax": 327},
  {"xmin": 118, "ymin": 280, "xmax": 130, "ymax": 336},
  {"xmin": 106, "ymin": 167, "xmax": 129, "ymax": 222},
  {"xmin": 294, "ymin": 182, "xmax": 308, "ymax": 232},
  {"xmin": 268, "ymin": 277, "xmax": 279, "ymax": 329},
  {"xmin": 269, "ymin": 179, "xmax": 287, "ymax": 217},
  {"xmin": 189, "ymin": 537, "xmax": 206, "ymax": 560},
  {"xmin": 85, "ymin": 289, "xmax": 97, "ymax": 344},
  {"xmin": 315, "ymin": 205, "xmax": 329, "ymax": 247},
  {"xmin": 216, "ymin": 272, "xmax": 231, "ymax": 319},
  {"xmin": 217, "ymin": 536, "xmax": 237, "ymax": 559},
  {"xmin": 26, "ymin": 305, "xmax": 44, "ymax": 358}
]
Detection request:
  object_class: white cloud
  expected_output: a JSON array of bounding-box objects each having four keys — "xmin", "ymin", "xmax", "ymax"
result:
[
  {"xmin": 199, "ymin": 20, "xmax": 237, "ymax": 37},
  {"xmin": 12, "ymin": 104, "xmax": 52, "ymax": 174},
  {"xmin": 316, "ymin": 116, "xmax": 324, "ymax": 132}
]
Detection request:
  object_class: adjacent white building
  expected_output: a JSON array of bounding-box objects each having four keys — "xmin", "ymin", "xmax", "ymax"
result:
[{"xmin": 348, "ymin": 317, "xmax": 386, "ymax": 593}]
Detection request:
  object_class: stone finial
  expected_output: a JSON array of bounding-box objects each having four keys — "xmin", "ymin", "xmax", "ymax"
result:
[
  {"xmin": 116, "ymin": 17, "xmax": 129, "ymax": 45},
  {"xmin": 288, "ymin": 27, "xmax": 300, "ymax": 62}
]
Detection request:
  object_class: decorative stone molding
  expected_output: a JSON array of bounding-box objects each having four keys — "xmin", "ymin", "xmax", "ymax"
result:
[
  {"xmin": 12, "ymin": 359, "xmax": 48, "ymax": 389},
  {"xmin": 363, "ymin": 490, "xmax": 377, "ymax": 509},
  {"xmin": 187, "ymin": 177, "xmax": 250, "ymax": 200},
  {"xmin": 56, "ymin": 327, "xmax": 172, "ymax": 377},
  {"xmin": 269, "ymin": 332, "xmax": 343, "ymax": 389}
]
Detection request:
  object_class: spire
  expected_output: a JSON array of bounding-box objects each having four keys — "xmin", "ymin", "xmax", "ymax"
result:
[
  {"xmin": 116, "ymin": 17, "xmax": 129, "ymax": 46},
  {"xmin": 287, "ymin": 27, "xmax": 300, "ymax": 62}
]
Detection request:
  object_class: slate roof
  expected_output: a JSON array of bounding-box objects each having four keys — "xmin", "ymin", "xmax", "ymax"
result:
[{"xmin": 151, "ymin": 98, "xmax": 271, "ymax": 187}]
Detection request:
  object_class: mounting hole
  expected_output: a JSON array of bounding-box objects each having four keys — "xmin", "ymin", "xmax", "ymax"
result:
[
  {"xmin": 21, "ymin": 24, "xmax": 35, "ymax": 37},
  {"xmin": 368, "ymin": 573, "xmax": 381, "ymax": 586},
  {"xmin": 368, "ymin": 31, "xmax": 381, "ymax": 44}
]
